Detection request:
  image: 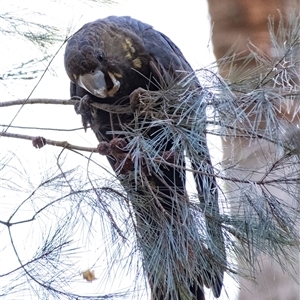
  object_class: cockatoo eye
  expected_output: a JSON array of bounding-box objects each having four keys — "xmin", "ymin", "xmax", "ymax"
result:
[{"xmin": 97, "ymin": 53, "xmax": 104, "ymax": 61}]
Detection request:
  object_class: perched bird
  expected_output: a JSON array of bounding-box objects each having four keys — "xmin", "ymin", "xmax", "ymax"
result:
[{"xmin": 64, "ymin": 16, "xmax": 225, "ymax": 300}]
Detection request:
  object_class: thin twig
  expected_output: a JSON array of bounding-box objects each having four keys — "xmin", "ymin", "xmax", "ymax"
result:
[
  {"xmin": 0, "ymin": 131, "xmax": 97, "ymax": 152},
  {"xmin": 0, "ymin": 98, "xmax": 77, "ymax": 107}
]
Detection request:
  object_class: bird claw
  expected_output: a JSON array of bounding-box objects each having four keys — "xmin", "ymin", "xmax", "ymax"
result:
[
  {"xmin": 129, "ymin": 87, "xmax": 147, "ymax": 111},
  {"xmin": 97, "ymin": 141, "xmax": 112, "ymax": 156},
  {"xmin": 74, "ymin": 94, "xmax": 93, "ymax": 130},
  {"xmin": 74, "ymin": 94, "xmax": 92, "ymax": 115},
  {"xmin": 97, "ymin": 138, "xmax": 134, "ymax": 174}
]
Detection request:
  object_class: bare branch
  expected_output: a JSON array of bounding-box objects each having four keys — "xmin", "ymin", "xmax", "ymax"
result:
[
  {"xmin": 0, "ymin": 131, "xmax": 97, "ymax": 152},
  {"xmin": 0, "ymin": 98, "xmax": 77, "ymax": 107}
]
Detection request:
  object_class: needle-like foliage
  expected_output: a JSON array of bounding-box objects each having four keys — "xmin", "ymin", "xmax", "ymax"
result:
[{"xmin": 207, "ymin": 13, "xmax": 300, "ymax": 281}]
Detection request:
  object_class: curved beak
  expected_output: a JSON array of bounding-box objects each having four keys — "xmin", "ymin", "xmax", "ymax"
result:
[{"xmin": 78, "ymin": 70, "xmax": 120, "ymax": 98}]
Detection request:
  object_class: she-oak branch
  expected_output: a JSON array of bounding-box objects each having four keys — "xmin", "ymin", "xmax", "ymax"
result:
[
  {"xmin": 0, "ymin": 97, "xmax": 295, "ymax": 187},
  {"xmin": 1, "ymin": 98, "xmax": 96, "ymax": 152}
]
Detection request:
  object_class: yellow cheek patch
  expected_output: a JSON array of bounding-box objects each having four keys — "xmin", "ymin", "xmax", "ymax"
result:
[
  {"xmin": 122, "ymin": 37, "xmax": 140, "ymax": 68},
  {"xmin": 122, "ymin": 43, "xmax": 128, "ymax": 52},
  {"xmin": 123, "ymin": 38, "xmax": 136, "ymax": 55},
  {"xmin": 132, "ymin": 57, "xmax": 142, "ymax": 68},
  {"xmin": 125, "ymin": 52, "xmax": 132, "ymax": 59},
  {"xmin": 125, "ymin": 38, "xmax": 135, "ymax": 53}
]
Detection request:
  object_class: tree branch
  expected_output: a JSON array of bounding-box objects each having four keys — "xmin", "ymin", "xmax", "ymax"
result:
[
  {"xmin": 0, "ymin": 98, "xmax": 77, "ymax": 107},
  {"xmin": 0, "ymin": 131, "xmax": 97, "ymax": 152}
]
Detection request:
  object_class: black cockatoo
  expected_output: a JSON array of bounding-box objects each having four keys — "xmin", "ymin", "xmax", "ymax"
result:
[{"xmin": 64, "ymin": 16, "xmax": 225, "ymax": 300}]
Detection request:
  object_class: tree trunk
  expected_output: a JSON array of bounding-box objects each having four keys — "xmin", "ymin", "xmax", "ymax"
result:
[
  {"xmin": 208, "ymin": 0, "xmax": 286, "ymax": 75},
  {"xmin": 207, "ymin": 1, "xmax": 300, "ymax": 299}
]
